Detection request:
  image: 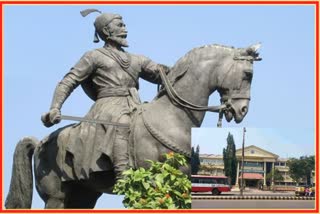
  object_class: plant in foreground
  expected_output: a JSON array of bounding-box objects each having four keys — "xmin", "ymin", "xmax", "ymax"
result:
[{"xmin": 113, "ymin": 152, "xmax": 191, "ymax": 209}]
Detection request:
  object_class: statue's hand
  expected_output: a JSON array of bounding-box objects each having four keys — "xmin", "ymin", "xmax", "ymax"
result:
[
  {"xmin": 49, "ymin": 108, "xmax": 61, "ymax": 124},
  {"xmin": 157, "ymin": 64, "xmax": 171, "ymax": 74},
  {"xmin": 41, "ymin": 108, "xmax": 61, "ymax": 127}
]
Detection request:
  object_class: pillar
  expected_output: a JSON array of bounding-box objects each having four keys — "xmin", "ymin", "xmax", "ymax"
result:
[
  {"xmin": 263, "ymin": 161, "xmax": 267, "ymax": 186},
  {"xmin": 235, "ymin": 161, "xmax": 240, "ymax": 186},
  {"xmin": 271, "ymin": 162, "xmax": 275, "ymax": 188}
]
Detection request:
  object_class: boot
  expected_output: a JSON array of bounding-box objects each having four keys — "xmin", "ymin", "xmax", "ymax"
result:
[{"xmin": 113, "ymin": 127, "xmax": 130, "ymax": 182}]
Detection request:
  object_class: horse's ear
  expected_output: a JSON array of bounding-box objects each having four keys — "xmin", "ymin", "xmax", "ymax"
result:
[
  {"xmin": 247, "ymin": 43, "xmax": 261, "ymax": 54},
  {"xmin": 246, "ymin": 43, "xmax": 262, "ymax": 61}
]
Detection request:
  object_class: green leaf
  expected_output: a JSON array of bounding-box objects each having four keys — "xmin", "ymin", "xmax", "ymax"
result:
[
  {"xmin": 155, "ymin": 174, "xmax": 164, "ymax": 183},
  {"xmin": 142, "ymin": 182, "xmax": 150, "ymax": 190},
  {"xmin": 173, "ymin": 190, "xmax": 182, "ymax": 197},
  {"xmin": 155, "ymin": 181, "xmax": 162, "ymax": 189},
  {"xmin": 113, "ymin": 152, "xmax": 191, "ymax": 209}
]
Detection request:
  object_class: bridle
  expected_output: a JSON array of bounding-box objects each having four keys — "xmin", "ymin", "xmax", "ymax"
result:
[
  {"xmin": 158, "ymin": 53, "xmax": 261, "ymax": 127},
  {"xmin": 158, "ymin": 67, "xmax": 230, "ymax": 128}
]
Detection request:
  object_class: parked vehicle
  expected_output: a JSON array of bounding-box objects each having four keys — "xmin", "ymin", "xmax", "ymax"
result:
[
  {"xmin": 295, "ymin": 186, "xmax": 305, "ymax": 196},
  {"xmin": 191, "ymin": 175, "xmax": 231, "ymax": 195},
  {"xmin": 295, "ymin": 185, "xmax": 316, "ymax": 197}
]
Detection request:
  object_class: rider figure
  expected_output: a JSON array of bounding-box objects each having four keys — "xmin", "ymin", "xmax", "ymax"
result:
[{"xmin": 41, "ymin": 10, "xmax": 169, "ymax": 182}]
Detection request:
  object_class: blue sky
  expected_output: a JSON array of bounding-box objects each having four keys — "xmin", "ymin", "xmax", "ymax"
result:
[
  {"xmin": 3, "ymin": 5, "xmax": 316, "ymax": 209},
  {"xmin": 192, "ymin": 128, "xmax": 315, "ymax": 158}
]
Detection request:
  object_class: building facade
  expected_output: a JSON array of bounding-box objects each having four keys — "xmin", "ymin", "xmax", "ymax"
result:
[{"xmin": 198, "ymin": 145, "xmax": 308, "ymax": 190}]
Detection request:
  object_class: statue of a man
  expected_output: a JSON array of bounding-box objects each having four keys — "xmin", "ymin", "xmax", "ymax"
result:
[{"xmin": 41, "ymin": 10, "xmax": 169, "ymax": 182}]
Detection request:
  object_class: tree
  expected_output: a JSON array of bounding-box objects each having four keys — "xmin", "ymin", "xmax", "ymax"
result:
[
  {"xmin": 113, "ymin": 152, "xmax": 191, "ymax": 209},
  {"xmin": 223, "ymin": 132, "xmax": 237, "ymax": 185},
  {"xmin": 287, "ymin": 155, "xmax": 315, "ymax": 185},
  {"xmin": 191, "ymin": 145, "xmax": 200, "ymax": 175},
  {"xmin": 266, "ymin": 168, "xmax": 284, "ymax": 184},
  {"xmin": 303, "ymin": 155, "xmax": 315, "ymax": 185}
]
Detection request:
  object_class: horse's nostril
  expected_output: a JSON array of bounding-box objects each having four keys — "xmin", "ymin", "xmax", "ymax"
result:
[{"xmin": 241, "ymin": 106, "xmax": 248, "ymax": 114}]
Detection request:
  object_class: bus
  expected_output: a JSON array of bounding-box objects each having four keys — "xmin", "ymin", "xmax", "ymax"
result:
[{"xmin": 191, "ymin": 175, "xmax": 231, "ymax": 195}]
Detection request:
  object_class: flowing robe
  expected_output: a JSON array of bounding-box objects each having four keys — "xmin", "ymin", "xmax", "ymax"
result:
[{"xmin": 51, "ymin": 47, "xmax": 163, "ymax": 180}]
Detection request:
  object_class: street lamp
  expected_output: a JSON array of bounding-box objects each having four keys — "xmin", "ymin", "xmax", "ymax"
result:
[{"xmin": 240, "ymin": 127, "xmax": 246, "ymax": 196}]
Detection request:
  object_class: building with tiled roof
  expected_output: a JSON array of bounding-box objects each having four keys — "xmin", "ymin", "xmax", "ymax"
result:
[{"xmin": 198, "ymin": 145, "xmax": 314, "ymax": 190}]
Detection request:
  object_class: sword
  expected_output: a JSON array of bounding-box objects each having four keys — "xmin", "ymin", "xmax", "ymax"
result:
[{"xmin": 61, "ymin": 115, "xmax": 130, "ymax": 128}]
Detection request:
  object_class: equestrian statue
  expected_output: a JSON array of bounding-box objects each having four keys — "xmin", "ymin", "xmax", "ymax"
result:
[{"xmin": 5, "ymin": 9, "xmax": 261, "ymax": 209}]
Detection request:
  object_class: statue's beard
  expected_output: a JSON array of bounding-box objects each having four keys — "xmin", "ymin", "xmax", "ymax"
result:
[{"xmin": 108, "ymin": 36, "xmax": 129, "ymax": 48}]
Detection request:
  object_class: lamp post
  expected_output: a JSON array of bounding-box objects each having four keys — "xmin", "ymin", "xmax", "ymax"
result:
[{"xmin": 240, "ymin": 127, "xmax": 246, "ymax": 196}]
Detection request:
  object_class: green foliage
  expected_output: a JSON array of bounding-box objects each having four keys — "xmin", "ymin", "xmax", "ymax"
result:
[
  {"xmin": 223, "ymin": 132, "xmax": 237, "ymax": 185},
  {"xmin": 266, "ymin": 168, "xmax": 284, "ymax": 182},
  {"xmin": 113, "ymin": 152, "xmax": 191, "ymax": 209},
  {"xmin": 287, "ymin": 155, "xmax": 315, "ymax": 185},
  {"xmin": 191, "ymin": 145, "xmax": 200, "ymax": 175}
]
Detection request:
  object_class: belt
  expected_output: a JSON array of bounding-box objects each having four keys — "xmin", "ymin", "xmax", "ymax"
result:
[{"xmin": 97, "ymin": 87, "xmax": 132, "ymax": 99}]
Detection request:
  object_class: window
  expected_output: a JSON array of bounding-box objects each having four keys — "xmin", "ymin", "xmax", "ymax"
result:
[
  {"xmin": 244, "ymin": 162, "xmax": 263, "ymax": 167},
  {"xmin": 217, "ymin": 178, "xmax": 228, "ymax": 185},
  {"xmin": 275, "ymin": 162, "xmax": 286, "ymax": 166},
  {"xmin": 191, "ymin": 177, "xmax": 199, "ymax": 183}
]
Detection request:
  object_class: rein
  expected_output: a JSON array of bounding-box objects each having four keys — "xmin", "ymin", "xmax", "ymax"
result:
[
  {"xmin": 158, "ymin": 68, "xmax": 229, "ymax": 127},
  {"xmin": 159, "ymin": 69, "xmax": 227, "ymax": 113}
]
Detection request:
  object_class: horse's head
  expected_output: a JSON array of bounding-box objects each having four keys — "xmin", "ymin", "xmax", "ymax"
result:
[
  {"xmin": 216, "ymin": 43, "xmax": 261, "ymax": 124},
  {"xmin": 158, "ymin": 43, "xmax": 261, "ymax": 127}
]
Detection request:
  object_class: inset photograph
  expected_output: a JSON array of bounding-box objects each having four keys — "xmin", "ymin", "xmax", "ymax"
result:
[{"xmin": 191, "ymin": 128, "xmax": 315, "ymax": 209}]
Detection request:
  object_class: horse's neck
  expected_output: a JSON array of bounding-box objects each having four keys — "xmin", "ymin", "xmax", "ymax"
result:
[{"xmin": 166, "ymin": 69, "xmax": 213, "ymax": 126}]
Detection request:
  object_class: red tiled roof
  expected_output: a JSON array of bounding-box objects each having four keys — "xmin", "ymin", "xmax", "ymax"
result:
[{"xmin": 240, "ymin": 173, "xmax": 264, "ymax": 180}]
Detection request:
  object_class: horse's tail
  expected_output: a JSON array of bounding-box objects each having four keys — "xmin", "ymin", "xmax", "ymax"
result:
[{"xmin": 5, "ymin": 136, "xmax": 38, "ymax": 209}]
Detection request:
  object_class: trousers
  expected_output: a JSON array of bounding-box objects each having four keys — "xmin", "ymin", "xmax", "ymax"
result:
[{"xmin": 113, "ymin": 114, "xmax": 130, "ymax": 181}]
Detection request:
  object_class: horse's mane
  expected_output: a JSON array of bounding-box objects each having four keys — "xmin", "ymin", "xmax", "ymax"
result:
[
  {"xmin": 168, "ymin": 44, "xmax": 239, "ymax": 85},
  {"xmin": 195, "ymin": 44, "xmax": 236, "ymax": 52}
]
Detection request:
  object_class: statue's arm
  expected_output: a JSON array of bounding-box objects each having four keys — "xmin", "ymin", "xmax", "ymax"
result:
[
  {"xmin": 42, "ymin": 52, "xmax": 95, "ymax": 127},
  {"xmin": 139, "ymin": 56, "xmax": 170, "ymax": 84}
]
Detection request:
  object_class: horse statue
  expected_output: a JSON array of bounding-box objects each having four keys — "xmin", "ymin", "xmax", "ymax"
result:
[{"xmin": 6, "ymin": 43, "xmax": 261, "ymax": 209}]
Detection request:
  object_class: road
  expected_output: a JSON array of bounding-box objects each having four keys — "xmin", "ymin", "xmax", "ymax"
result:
[
  {"xmin": 192, "ymin": 193, "xmax": 295, "ymax": 197},
  {"xmin": 192, "ymin": 199, "xmax": 316, "ymax": 209}
]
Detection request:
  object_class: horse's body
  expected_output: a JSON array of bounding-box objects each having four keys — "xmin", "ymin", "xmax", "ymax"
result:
[{"xmin": 6, "ymin": 44, "xmax": 260, "ymax": 209}]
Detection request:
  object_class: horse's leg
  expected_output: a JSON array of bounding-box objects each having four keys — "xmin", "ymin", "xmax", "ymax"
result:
[
  {"xmin": 33, "ymin": 134, "xmax": 67, "ymax": 209},
  {"xmin": 35, "ymin": 167, "xmax": 66, "ymax": 208},
  {"xmin": 64, "ymin": 183, "xmax": 102, "ymax": 209},
  {"xmin": 45, "ymin": 197, "xmax": 65, "ymax": 209}
]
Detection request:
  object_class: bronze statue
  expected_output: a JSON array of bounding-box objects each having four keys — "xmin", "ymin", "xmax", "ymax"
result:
[
  {"xmin": 40, "ymin": 9, "xmax": 170, "ymax": 183},
  {"xmin": 5, "ymin": 10, "xmax": 261, "ymax": 209}
]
